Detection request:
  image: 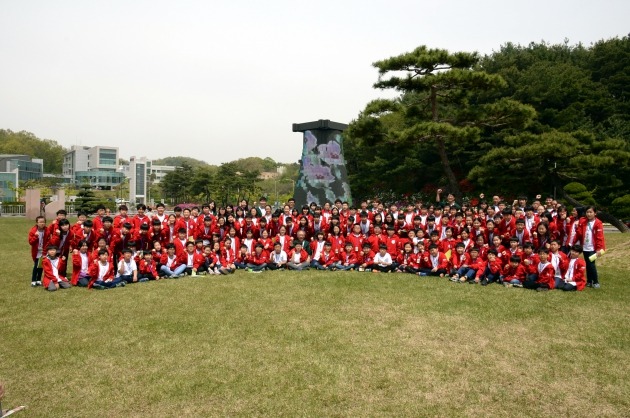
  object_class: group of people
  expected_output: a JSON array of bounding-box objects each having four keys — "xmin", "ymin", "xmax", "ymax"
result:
[{"xmin": 27, "ymin": 191, "xmax": 606, "ymax": 292}]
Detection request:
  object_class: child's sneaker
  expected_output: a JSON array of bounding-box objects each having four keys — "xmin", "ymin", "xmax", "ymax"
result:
[
  {"xmin": 31, "ymin": 282, "xmax": 37, "ymax": 287},
  {"xmin": 503, "ymin": 282, "xmax": 513, "ymax": 288},
  {"xmin": 115, "ymin": 281, "xmax": 126, "ymax": 288},
  {"xmin": 513, "ymin": 283, "xmax": 523, "ymax": 288},
  {"xmin": 36, "ymin": 281, "xmax": 42, "ymax": 286}
]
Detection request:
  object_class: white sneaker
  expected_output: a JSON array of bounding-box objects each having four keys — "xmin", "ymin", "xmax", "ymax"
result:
[
  {"xmin": 31, "ymin": 282, "xmax": 37, "ymax": 287},
  {"xmin": 36, "ymin": 281, "xmax": 42, "ymax": 286}
]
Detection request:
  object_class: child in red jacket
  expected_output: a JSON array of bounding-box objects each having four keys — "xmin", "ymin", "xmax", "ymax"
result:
[
  {"xmin": 42, "ymin": 245, "xmax": 71, "ymax": 291},
  {"xmin": 418, "ymin": 244, "xmax": 449, "ymax": 277},
  {"xmin": 138, "ymin": 251, "xmax": 160, "ymax": 281},
  {"xmin": 524, "ymin": 248, "xmax": 555, "ymax": 291},
  {"xmin": 336, "ymin": 242, "xmax": 359, "ymax": 271},
  {"xmin": 479, "ymin": 249, "xmax": 503, "ymax": 286},
  {"xmin": 558, "ymin": 244, "xmax": 587, "ymax": 291},
  {"xmin": 501, "ymin": 256, "xmax": 527, "ymax": 288},
  {"xmin": 28, "ymin": 216, "xmax": 49, "ymax": 287}
]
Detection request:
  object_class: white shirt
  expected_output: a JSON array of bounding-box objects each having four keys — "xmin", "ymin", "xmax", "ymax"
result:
[
  {"xmin": 80, "ymin": 252, "xmax": 89, "ymax": 273},
  {"xmin": 583, "ymin": 220, "xmax": 595, "ymax": 251},
  {"xmin": 117, "ymin": 259, "xmax": 137, "ymax": 277},
  {"xmin": 373, "ymin": 252, "xmax": 392, "ymax": 267},
  {"xmin": 98, "ymin": 262, "xmax": 110, "ymax": 281},
  {"xmin": 271, "ymin": 251, "xmax": 287, "ymax": 264},
  {"xmin": 565, "ymin": 258, "xmax": 577, "ymax": 285}
]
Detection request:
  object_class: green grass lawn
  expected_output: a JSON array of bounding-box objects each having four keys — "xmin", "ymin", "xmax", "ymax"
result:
[{"xmin": 1, "ymin": 217, "xmax": 629, "ymax": 417}]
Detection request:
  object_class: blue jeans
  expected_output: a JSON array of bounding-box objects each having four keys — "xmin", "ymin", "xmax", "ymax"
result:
[
  {"xmin": 94, "ymin": 278, "xmax": 124, "ymax": 288},
  {"xmin": 334, "ymin": 263, "xmax": 355, "ymax": 271},
  {"xmin": 160, "ymin": 264, "xmax": 186, "ymax": 277},
  {"xmin": 456, "ymin": 267, "xmax": 477, "ymax": 280}
]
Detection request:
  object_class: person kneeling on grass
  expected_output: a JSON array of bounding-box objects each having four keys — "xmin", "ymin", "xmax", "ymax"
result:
[
  {"xmin": 287, "ymin": 241, "xmax": 311, "ymax": 270},
  {"xmin": 218, "ymin": 242, "xmax": 237, "ymax": 275},
  {"xmin": 501, "ymin": 255, "xmax": 527, "ymax": 288},
  {"xmin": 234, "ymin": 244, "xmax": 249, "ymax": 270},
  {"xmin": 71, "ymin": 240, "xmax": 93, "ymax": 287},
  {"xmin": 42, "ymin": 245, "xmax": 71, "ymax": 291},
  {"xmin": 479, "ymin": 249, "xmax": 503, "ymax": 286},
  {"xmin": 138, "ymin": 250, "xmax": 160, "ymax": 282},
  {"xmin": 267, "ymin": 242, "xmax": 288, "ymax": 270},
  {"xmin": 558, "ymin": 244, "xmax": 587, "ymax": 291},
  {"xmin": 246, "ymin": 243, "xmax": 268, "ymax": 272},
  {"xmin": 90, "ymin": 249, "xmax": 125, "ymax": 289},
  {"xmin": 524, "ymin": 248, "xmax": 556, "ymax": 292},
  {"xmin": 160, "ymin": 244, "xmax": 186, "ymax": 278},
  {"xmin": 372, "ymin": 245, "xmax": 394, "ymax": 273},
  {"xmin": 418, "ymin": 244, "xmax": 449, "ymax": 277},
  {"xmin": 116, "ymin": 248, "xmax": 138, "ymax": 283}
]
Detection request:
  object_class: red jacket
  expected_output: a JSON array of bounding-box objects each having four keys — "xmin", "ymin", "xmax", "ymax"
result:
[
  {"xmin": 358, "ymin": 250, "xmax": 375, "ymax": 267},
  {"xmin": 319, "ymin": 251, "xmax": 338, "ymax": 267},
  {"xmin": 288, "ymin": 248, "xmax": 309, "ymax": 263},
  {"xmin": 88, "ymin": 260, "xmax": 114, "ymax": 289},
  {"xmin": 346, "ymin": 234, "xmax": 365, "ymax": 255},
  {"xmin": 575, "ymin": 217, "xmax": 606, "ymax": 252},
  {"xmin": 384, "ymin": 234, "xmax": 402, "ymax": 257},
  {"xmin": 339, "ymin": 250, "xmax": 359, "ymax": 266},
  {"xmin": 132, "ymin": 215, "xmax": 152, "ymax": 233},
  {"xmin": 138, "ymin": 259, "xmax": 159, "ymax": 278},
  {"xmin": 536, "ymin": 262, "xmax": 556, "ymax": 289},
  {"xmin": 161, "ymin": 253, "xmax": 182, "ymax": 270},
  {"xmin": 110, "ymin": 232, "xmax": 133, "ymax": 258},
  {"xmin": 71, "ymin": 251, "xmax": 93, "ymax": 285},
  {"xmin": 42, "ymin": 256, "xmax": 68, "ymax": 288},
  {"xmin": 450, "ymin": 251, "xmax": 470, "ymax": 271},
  {"xmin": 502, "ymin": 263, "xmax": 527, "ymax": 283},
  {"xmin": 179, "ymin": 251, "xmax": 206, "ymax": 269},
  {"xmin": 397, "ymin": 252, "xmax": 420, "ymax": 269},
  {"xmin": 561, "ymin": 258, "xmax": 587, "ymax": 291},
  {"xmin": 419, "ymin": 252, "xmax": 449, "ymax": 270},
  {"xmin": 28, "ymin": 226, "xmax": 49, "ymax": 261},
  {"xmin": 220, "ymin": 247, "xmax": 236, "ymax": 265},
  {"xmin": 327, "ymin": 235, "xmax": 346, "ymax": 256},
  {"xmin": 273, "ymin": 234, "xmax": 292, "ymax": 254},
  {"xmin": 246, "ymin": 252, "xmax": 268, "ymax": 266},
  {"xmin": 479, "ymin": 258, "xmax": 503, "ymax": 278}
]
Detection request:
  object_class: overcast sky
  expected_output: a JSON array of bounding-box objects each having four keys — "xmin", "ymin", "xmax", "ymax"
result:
[{"xmin": 1, "ymin": 1, "xmax": 627, "ymax": 166}]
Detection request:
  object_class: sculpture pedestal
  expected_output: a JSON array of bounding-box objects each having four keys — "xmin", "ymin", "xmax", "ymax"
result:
[{"xmin": 292, "ymin": 120, "xmax": 352, "ymax": 207}]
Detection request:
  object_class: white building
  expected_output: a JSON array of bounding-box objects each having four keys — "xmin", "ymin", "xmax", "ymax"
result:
[{"xmin": 63, "ymin": 145, "xmax": 122, "ymax": 189}]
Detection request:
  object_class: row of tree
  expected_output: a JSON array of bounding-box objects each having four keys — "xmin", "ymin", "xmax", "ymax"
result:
[
  {"xmin": 0, "ymin": 129, "xmax": 65, "ymax": 173},
  {"xmin": 344, "ymin": 36, "xmax": 630, "ymax": 221},
  {"xmin": 158, "ymin": 160, "xmax": 299, "ymax": 207}
]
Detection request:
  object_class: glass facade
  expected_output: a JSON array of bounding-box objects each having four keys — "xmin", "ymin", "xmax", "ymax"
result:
[
  {"xmin": 99, "ymin": 149, "xmax": 117, "ymax": 167},
  {"xmin": 15, "ymin": 160, "xmax": 43, "ymax": 182},
  {"xmin": 135, "ymin": 163, "xmax": 146, "ymax": 195},
  {"xmin": 0, "ymin": 172, "xmax": 18, "ymax": 202},
  {"xmin": 75, "ymin": 171, "xmax": 124, "ymax": 189}
]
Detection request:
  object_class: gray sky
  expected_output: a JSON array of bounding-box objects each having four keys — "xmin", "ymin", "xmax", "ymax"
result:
[{"xmin": 1, "ymin": 0, "xmax": 627, "ymax": 166}]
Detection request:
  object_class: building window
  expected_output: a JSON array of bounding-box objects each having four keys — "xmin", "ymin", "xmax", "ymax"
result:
[{"xmin": 99, "ymin": 149, "xmax": 117, "ymax": 166}]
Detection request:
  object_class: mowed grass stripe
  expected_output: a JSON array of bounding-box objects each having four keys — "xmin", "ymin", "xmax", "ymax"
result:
[{"xmin": 1, "ymin": 217, "xmax": 629, "ymax": 417}]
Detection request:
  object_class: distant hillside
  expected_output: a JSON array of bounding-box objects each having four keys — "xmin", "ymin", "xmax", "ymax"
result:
[
  {"xmin": 152, "ymin": 156, "xmax": 209, "ymax": 169},
  {"xmin": 0, "ymin": 129, "xmax": 65, "ymax": 173}
]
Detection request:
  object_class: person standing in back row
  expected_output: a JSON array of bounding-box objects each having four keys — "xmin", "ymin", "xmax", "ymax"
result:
[{"xmin": 575, "ymin": 206, "xmax": 606, "ymax": 288}]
